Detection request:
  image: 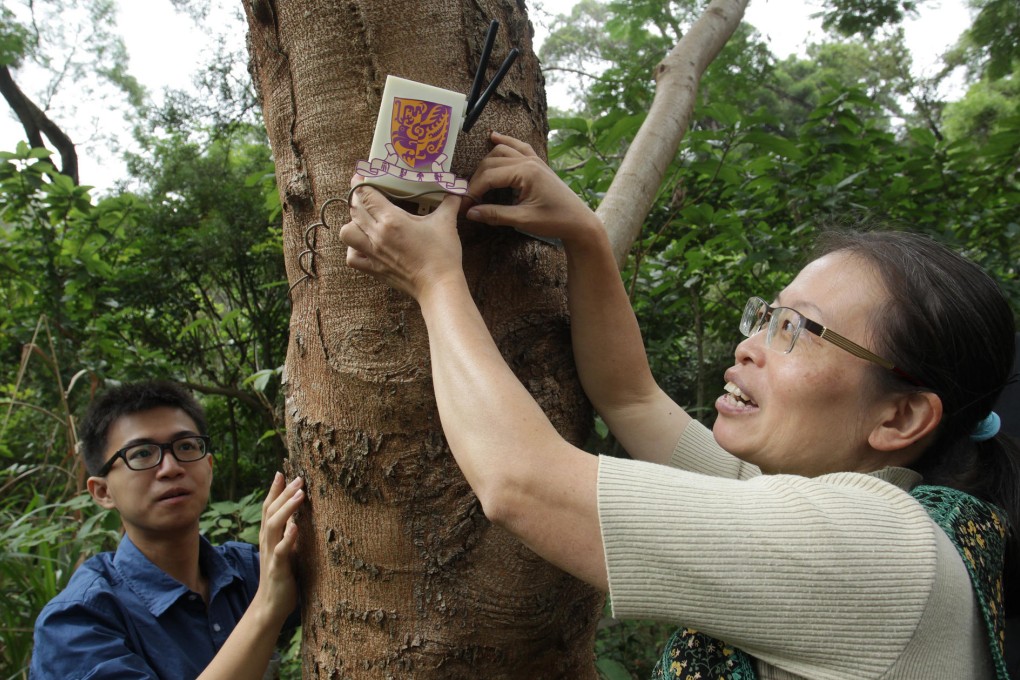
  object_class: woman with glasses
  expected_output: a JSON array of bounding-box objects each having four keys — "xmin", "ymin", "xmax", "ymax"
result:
[{"xmin": 341, "ymin": 132, "xmax": 1018, "ymax": 679}]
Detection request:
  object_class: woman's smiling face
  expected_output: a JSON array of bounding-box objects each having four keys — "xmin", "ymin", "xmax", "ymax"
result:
[{"xmin": 713, "ymin": 250, "xmax": 903, "ymax": 477}]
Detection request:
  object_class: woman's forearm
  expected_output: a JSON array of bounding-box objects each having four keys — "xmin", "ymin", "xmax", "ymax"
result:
[
  {"xmin": 562, "ymin": 224, "xmax": 691, "ymax": 463},
  {"xmin": 416, "ymin": 274, "xmax": 608, "ymax": 589}
]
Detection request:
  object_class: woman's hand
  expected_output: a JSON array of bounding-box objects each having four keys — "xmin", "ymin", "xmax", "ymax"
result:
[
  {"xmin": 255, "ymin": 472, "xmax": 304, "ymax": 624},
  {"xmin": 340, "ymin": 179, "xmax": 463, "ymax": 300},
  {"xmin": 465, "ymin": 131, "xmax": 603, "ymax": 245}
]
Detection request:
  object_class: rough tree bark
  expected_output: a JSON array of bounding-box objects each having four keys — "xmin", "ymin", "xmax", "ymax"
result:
[{"xmin": 243, "ymin": 1, "xmax": 602, "ymax": 677}]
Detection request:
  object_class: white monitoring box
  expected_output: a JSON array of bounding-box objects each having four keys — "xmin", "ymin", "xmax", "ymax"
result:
[
  {"xmin": 354, "ymin": 21, "xmax": 519, "ymax": 210},
  {"xmin": 355, "ymin": 76, "xmax": 470, "ymax": 208}
]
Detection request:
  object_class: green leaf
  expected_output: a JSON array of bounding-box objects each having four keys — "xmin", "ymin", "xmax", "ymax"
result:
[
  {"xmin": 740, "ymin": 131, "xmax": 803, "ymax": 160},
  {"xmin": 595, "ymin": 657, "xmax": 634, "ymax": 680},
  {"xmin": 549, "ymin": 116, "xmax": 591, "ymax": 133}
]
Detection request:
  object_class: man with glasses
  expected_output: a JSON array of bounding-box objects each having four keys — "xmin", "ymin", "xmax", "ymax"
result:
[{"xmin": 30, "ymin": 381, "xmax": 304, "ymax": 680}]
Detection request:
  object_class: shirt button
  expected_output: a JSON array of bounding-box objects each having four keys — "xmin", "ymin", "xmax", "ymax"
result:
[
  {"xmin": 189, "ymin": 594, "xmax": 198, "ymax": 601},
  {"xmin": 213, "ymin": 623, "xmax": 222, "ymax": 632}
]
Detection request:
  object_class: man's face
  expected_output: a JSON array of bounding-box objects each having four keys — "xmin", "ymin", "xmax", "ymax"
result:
[{"xmin": 86, "ymin": 406, "xmax": 213, "ymax": 542}]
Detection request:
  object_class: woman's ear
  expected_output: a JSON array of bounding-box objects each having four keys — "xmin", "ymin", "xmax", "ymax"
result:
[
  {"xmin": 87, "ymin": 476, "xmax": 117, "ymax": 510},
  {"xmin": 869, "ymin": 391, "xmax": 943, "ymax": 453}
]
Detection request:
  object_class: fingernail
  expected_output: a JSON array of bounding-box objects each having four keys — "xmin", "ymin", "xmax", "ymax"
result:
[{"xmin": 466, "ymin": 208, "xmax": 479, "ymax": 220}]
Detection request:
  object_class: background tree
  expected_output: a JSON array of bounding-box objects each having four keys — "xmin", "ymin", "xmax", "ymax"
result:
[{"xmin": 0, "ymin": 0, "xmax": 146, "ymax": 183}]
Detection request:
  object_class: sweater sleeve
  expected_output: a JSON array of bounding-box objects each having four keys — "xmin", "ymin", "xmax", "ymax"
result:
[
  {"xmin": 596, "ymin": 454, "xmax": 940, "ymax": 679},
  {"xmin": 668, "ymin": 419, "xmax": 759, "ymax": 479}
]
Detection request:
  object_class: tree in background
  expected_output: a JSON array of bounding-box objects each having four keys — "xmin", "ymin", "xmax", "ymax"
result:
[
  {"xmin": 116, "ymin": 126, "xmax": 290, "ymax": 497},
  {"xmin": 0, "ymin": 0, "xmax": 146, "ymax": 184}
]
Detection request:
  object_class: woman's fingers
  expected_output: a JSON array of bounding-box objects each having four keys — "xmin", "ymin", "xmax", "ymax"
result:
[
  {"xmin": 339, "ymin": 219, "xmax": 371, "ymax": 253},
  {"xmin": 349, "ymin": 180, "xmax": 389, "ymax": 221},
  {"xmin": 339, "ymin": 184, "xmax": 465, "ymax": 296},
  {"xmin": 433, "ymin": 192, "xmax": 462, "ymax": 222},
  {"xmin": 489, "ymin": 131, "xmax": 539, "ymax": 158}
]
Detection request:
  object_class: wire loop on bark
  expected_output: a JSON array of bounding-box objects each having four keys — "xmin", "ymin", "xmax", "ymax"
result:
[{"xmin": 287, "ymin": 185, "xmax": 476, "ymax": 300}]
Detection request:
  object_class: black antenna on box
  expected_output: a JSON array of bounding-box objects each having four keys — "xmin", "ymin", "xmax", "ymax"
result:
[
  {"xmin": 466, "ymin": 20, "xmax": 499, "ymax": 115},
  {"xmin": 463, "ymin": 21, "xmax": 520, "ymax": 133}
]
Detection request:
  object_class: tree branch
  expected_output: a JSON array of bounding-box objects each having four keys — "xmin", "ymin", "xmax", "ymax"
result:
[
  {"xmin": 0, "ymin": 65, "xmax": 79, "ymax": 184},
  {"xmin": 181, "ymin": 381, "xmax": 269, "ymax": 417},
  {"xmin": 596, "ymin": 0, "xmax": 748, "ymax": 266}
]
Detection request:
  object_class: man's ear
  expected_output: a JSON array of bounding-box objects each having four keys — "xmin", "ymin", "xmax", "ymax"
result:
[
  {"xmin": 87, "ymin": 476, "xmax": 117, "ymax": 510},
  {"xmin": 869, "ymin": 391, "xmax": 943, "ymax": 453}
]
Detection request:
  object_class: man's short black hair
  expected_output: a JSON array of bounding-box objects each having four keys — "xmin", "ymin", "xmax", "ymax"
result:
[{"xmin": 79, "ymin": 381, "xmax": 207, "ymax": 476}]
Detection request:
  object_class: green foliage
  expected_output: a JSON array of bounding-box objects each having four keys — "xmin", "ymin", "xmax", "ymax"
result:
[
  {"xmin": 0, "ymin": 7, "xmax": 30, "ymax": 67},
  {"xmin": 595, "ymin": 599, "xmax": 674, "ymax": 679},
  {"xmin": 200, "ymin": 489, "xmax": 263, "ymax": 545},
  {"xmin": 115, "ymin": 126, "xmax": 289, "ymax": 496},
  {"xmin": 955, "ymin": 0, "xmax": 1020, "ymax": 80},
  {"xmin": 540, "ymin": 0, "xmax": 687, "ymax": 115},
  {"xmin": 817, "ymin": 0, "xmax": 918, "ymax": 37},
  {"xmin": 942, "ymin": 71, "xmax": 1020, "ymax": 143},
  {"xmin": 279, "ymin": 626, "xmax": 303, "ymax": 679},
  {"xmin": 0, "ymin": 124, "xmax": 289, "ymax": 504}
]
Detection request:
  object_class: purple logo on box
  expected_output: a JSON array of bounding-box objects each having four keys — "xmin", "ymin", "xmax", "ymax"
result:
[{"xmin": 390, "ymin": 98, "xmax": 452, "ymax": 169}]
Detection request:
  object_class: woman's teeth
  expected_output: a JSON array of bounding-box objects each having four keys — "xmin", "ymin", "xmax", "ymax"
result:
[{"xmin": 724, "ymin": 382, "xmax": 757, "ymax": 406}]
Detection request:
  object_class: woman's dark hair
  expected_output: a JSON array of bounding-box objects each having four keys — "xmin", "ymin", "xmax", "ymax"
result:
[
  {"xmin": 78, "ymin": 380, "xmax": 208, "ymax": 476},
  {"xmin": 814, "ymin": 229, "xmax": 1019, "ymax": 611}
]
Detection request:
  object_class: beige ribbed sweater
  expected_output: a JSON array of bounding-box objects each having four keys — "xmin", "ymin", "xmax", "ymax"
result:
[{"xmin": 596, "ymin": 420, "xmax": 995, "ymax": 680}]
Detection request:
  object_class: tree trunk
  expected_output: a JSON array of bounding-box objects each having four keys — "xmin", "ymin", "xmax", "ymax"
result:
[
  {"xmin": 597, "ymin": 0, "xmax": 748, "ymax": 265},
  {"xmin": 243, "ymin": 1, "xmax": 602, "ymax": 677}
]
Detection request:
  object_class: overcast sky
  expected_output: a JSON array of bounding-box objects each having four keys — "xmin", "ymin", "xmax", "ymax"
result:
[{"xmin": 1, "ymin": 0, "xmax": 972, "ymax": 194}]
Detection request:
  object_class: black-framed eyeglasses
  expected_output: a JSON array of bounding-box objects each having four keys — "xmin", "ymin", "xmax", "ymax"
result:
[
  {"xmin": 740, "ymin": 296, "xmax": 924, "ymax": 386},
  {"xmin": 96, "ymin": 435, "xmax": 211, "ymax": 477}
]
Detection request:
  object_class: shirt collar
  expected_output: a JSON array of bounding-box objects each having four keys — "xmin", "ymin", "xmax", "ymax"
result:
[
  {"xmin": 870, "ymin": 465, "xmax": 923, "ymax": 490},
  {"xmin": 114, "ymin": 534, "xmax": 244, "ymax": 617}
]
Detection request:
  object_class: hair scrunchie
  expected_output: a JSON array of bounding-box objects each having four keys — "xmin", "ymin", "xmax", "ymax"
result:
[{"xmin": 971, "ymin": 412, "xmax": 1001, "ymax": 442}]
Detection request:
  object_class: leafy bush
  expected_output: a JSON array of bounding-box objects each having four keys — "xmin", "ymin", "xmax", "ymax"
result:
[
  {"xmin": 200, "ymin": 489, "xmax": 263, "ymax": 545},
  {"xmin": 596, "ymin": 598, "xmax": 675, "ymax": 679}
]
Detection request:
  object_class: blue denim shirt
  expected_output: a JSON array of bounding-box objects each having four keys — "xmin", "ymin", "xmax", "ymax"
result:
[{"xmin": 30, "ymin": 534, "xmax": 261, "ymax": 679}]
